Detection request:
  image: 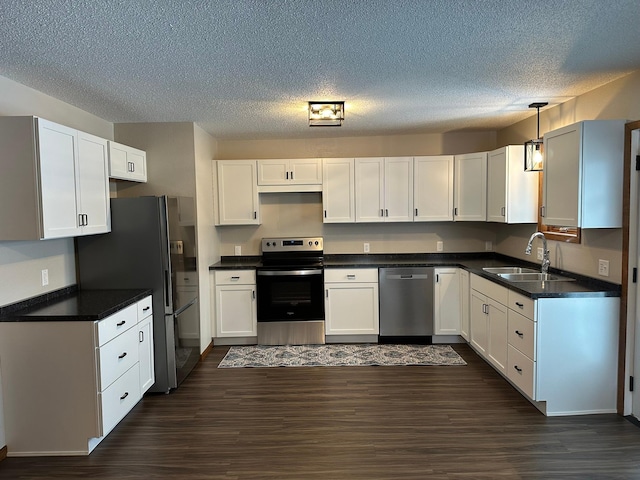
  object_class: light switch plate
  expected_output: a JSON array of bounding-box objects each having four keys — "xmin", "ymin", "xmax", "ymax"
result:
[
  {"xmin": 364, "ymin": 242, "xmax": 370, "ymax": 253},
  {"xmin": 436, "ymin": 241, "xmax": 443, "ymax": 252},
  {"xmin": 234, "ymin": 245, "xmax": 241, "ymax": 256},
  {"xmin": 537, "ymin": 247, "xmax": 544, "ymax": 260},
  {"xmin": 485, "ymin": 241, "xmax": 492, "ymax": 251},
  {"xmin": 41, "ymin": 269, "xmax": 49, "ymax": 286}
]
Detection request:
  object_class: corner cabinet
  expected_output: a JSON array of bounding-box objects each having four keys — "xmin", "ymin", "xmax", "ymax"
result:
[
  {"xmin": 0, "ymin": 116, "xmax": 111, "ymax": 240},
  {"xmin": 215, "ymin": 160, "xmax": 260, "ymax": 225},
  {"xmin": 542, "ymin": 120, "xmax": 625, "ymax": 228},
  {"xmin": 454, "ymin": 152, "xmax": 487, "ymax": 221},
  {"xmin": 214, "ymin": 270, "xmax": 257, "ymax": 338},
  {"xmin": 468, "ymin": 274, "xmax": 619, "ymax": 416},
  {"xmin": 487, "ymin": 146, "xmax": 538, "ymax": 224},
  {"xmin": 322, "ymin": 158, "xmax": 356, "ymax": 223},
  {"xmin": 107, "ymin": 141, "xmax": 147, "ymax": 182},
  {"xmin": 0, "ymin": 295, "xmax": 154, "ymax": 456},
  {"xmin": 324, "ymin": 268, "xmax": 379, "ymax": 337}
]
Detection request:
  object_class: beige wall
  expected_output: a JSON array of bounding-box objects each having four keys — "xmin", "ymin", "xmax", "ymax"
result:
[
  {"xmin": 217, "ymin": 131, "xmax": 497, "ymax": 159},
  {"xmin": 114, "ymin": 122, "xmax": 219, "ymax": 353},
  {"xmin": 494, "ymin": 71, "xmax": 640, "ymax": 283},
  {"xmin": 193, "ymin": 124, "xmax": 219, "ymax": 352},
  {"xmin": 0, "ymin": 75, "xmax": 114, "ymax": 308}
]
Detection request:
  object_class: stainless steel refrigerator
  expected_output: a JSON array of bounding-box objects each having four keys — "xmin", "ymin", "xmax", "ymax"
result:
[{"xmin": 76, "ymin": 195, "xmax": 200, "ymax": 393}]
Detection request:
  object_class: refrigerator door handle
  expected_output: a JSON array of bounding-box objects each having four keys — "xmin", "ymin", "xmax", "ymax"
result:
[{"xmin": 164, "ymin": 270, "xmax": 171, "ymax": 308}]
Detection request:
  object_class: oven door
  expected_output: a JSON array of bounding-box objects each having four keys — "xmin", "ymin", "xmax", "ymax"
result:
[{"xmin": 256, "ymin": 268, "xmax": 324, "ymax": 322}]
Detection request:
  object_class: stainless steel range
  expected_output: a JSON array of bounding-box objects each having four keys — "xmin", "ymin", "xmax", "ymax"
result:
[{"xmin": 256, "ymin": 237, "xmax": 325, "ymax": 345}]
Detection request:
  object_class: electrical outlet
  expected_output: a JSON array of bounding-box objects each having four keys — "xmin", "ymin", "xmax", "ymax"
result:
[
  {"xmin": 41, "ymin": 269, "xmax": 49, "ymax": 286},
  {"xmin": 485, "ymin": 241, "xmax": 492, "ymax": 251},
  {"xmin": 598, "ymin": 259, "xmax": 610, "ymax": 277},
  {"xmin": 234, "ymin": 245, "xmax": 241, "ymax": 256},
  {"xmin": 363, "ymin": 242, "xmax": 370, "ymax": 253},
  {"xmin": 537, "ymin": 247, "xmax": 544, "ymax": 260},
  {"xmin": 436, "ymin": 241, "xmax": 443, "ymax": 252}
]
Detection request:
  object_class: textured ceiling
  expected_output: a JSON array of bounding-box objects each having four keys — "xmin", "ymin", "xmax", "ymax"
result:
[{"xmin": 1, "ymin": 0, "xmax": 639, "ymax": 140}]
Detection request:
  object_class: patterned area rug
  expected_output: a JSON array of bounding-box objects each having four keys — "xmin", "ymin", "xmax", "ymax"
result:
[{"xmin": 217, "ymin": 344, "xmax": 466, "ymax": 368}]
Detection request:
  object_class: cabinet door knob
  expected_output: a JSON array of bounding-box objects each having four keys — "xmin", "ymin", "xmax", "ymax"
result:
[
  {"xmin": 120, "ymin": 392, "xmax": 129, "ymax": 400},
  {"xmin": 515, "ymin": 330, "xmax": 524, "ymax": 337},
  {"xmin": 118, "ymin": 352, "xmax": 127, "ymax": 359},
  {"xmin": 515, "ymin": 302, "xmax": 524, "ymax": 309},
  {"xmin": 143, "ymin": 306, "xmax": 150, "ymax": 311},
  {"xmin": 514, "ymin": 365, "xmax": 523, "ymax": 373}
]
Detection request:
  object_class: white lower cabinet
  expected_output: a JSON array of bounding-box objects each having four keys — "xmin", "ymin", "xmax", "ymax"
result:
[
  {"xmin": 137, "ymin": 296, "xmax": 155, "ymax": 394},
  {"xmin": 434, "ymin": 268, "xmax": 461, "ymax": 335},
  {"xmin": 214, "ymin": 270, "xmax": 257, "ymax": 338},
  {"xmin": 469, "ymin": 274, "xmax": 619, "ymax": 416},
  {"xmin": 0, "ymin": 295, "xmax": 154, "ymax": 456},
  {"xmin": 324, "ymin": 268, "xmax": 379, "ymax": 336}
]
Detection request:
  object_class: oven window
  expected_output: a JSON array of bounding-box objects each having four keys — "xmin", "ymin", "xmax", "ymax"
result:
[{"xmin": 257, "ymin": 271, "xmax": 324, "ymax": 322}]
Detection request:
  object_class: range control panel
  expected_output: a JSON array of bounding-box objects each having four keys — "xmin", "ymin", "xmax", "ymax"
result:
[{"xmin": 261, "ymin": 237, "xmax": 323, "ymax": 252}]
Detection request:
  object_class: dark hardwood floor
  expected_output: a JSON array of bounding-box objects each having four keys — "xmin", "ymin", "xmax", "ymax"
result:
[{"xmin": 2, "ymin": 343, "xmax": 640, "ymax": 479}]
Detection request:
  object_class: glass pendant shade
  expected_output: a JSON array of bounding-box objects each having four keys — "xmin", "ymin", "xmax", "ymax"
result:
[
  {"xmin": 523, "ymin": 102, "xmax": 548, "ymax": 172},
  {"xmin": 308, "ymin": 101, "xmax": 344, "ymax": 126},
  {"xmin": 524, "ymin": 138, "xmax": 544, "ymax": 171}
]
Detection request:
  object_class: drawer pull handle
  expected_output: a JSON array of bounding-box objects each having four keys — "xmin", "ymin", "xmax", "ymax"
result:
[
  {"xmin": 515, "ymin": 330, "xmax": 524, "ymax": 337},
  {"xmin": 514, "ymin": 365, "xmax": 523, "ymax": 373},
  {"xmin": 120, "ymin": 392, "xmax": 129, "ymax": 400},
  {"xmin": 116, "ymin": 320, "xmax": 126, "ymax": 327},
  {"xmin": 515, "ymin": 302, "xmax": 524, "ymax": 309},
  {"xmin": 118, "ymin": 352, "xmax": 128, "ymax": 359},
  {"xmin": 139, "ymin": 331, "xmax": 144, "ymax": 343},
  {"xmin": 143, "ymin": 306, "xmax": 150, "ymax": 311},
  {"xmin": 231, "ymin": 276, "xmax": 240, "ymax": 280},
  {"xmin": 347, "ymin": 274, "xmax": 356, "ymax": 279}
]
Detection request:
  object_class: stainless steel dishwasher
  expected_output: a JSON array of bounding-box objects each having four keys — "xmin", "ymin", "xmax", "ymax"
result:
[{"xmin": 378, "ymin": 267, "xmax": 434, "ymax": 343}]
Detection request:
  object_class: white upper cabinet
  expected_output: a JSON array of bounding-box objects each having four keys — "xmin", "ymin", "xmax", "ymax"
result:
[
  {"xmin": 322, "ymin": 158, "xmax": 356, "ymax": 223},
  {"xmin": 216, "ymin": 160, "xmax": 260, "ymax": 225},
  {"xmin": 257, "ymin": 158, "xmax": 322, "ymax": 191},
  {"xmin": 355, "ymin": 157, "xmax": 413, "ymax": 222},
  {"xmin": 487, "ymin": 145, "xmax": 538, "ymax": 224},
  {"xmin": 542, "ymin": 120, "xmax": 625, "ymax": 228},
  {"xmin": 454, "ymin": 152, "xmax": 487, "ymax": 221},
  {"xmin": 107, "ymin": 141, "xmax": 147, "ymax": 182},
  {"xmin": 414, "ymin": 155, "xmax": 454, "ymax": 221},
  {"xmin": 0, "ymin": 116, "xmax": 110, "ymax": 240}
]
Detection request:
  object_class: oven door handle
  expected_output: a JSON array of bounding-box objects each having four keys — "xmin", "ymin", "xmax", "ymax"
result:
[{"xmin": 257, "ymin": 269, "xmax": 323, "ymax": 276}]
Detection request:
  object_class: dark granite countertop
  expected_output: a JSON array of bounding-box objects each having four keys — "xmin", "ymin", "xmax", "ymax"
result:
[
  {"xmin": 209, "ymin": 252, "xmax": 621, "ymax": 299},
  {"xmin": 0, "ymin": 287, "xmax": 152, "ymax": 322}
]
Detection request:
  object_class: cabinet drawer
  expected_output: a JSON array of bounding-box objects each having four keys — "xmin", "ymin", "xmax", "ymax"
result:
[
  {"xmin": 214, "ymin": 269, "xmax": 256, "ymax": 285},
  {"xmin": 97, "ymin": 303, "xmax": 138, "ymax": 346},
  {"xmin": 508, "ymin": 310, "xmax": 535, "ymax": 360},
  {"xmin": 470, "ymin": 274, "xmax": 508, "ymax": 305},
  {"xmin": 137, "ymin": 295, "xmax": 153, "ymax": 321},
  {"xmin": 101, "ymin": 364, "xmax": 141, "ymax": 435},
  {"xmin": 508, "ymin": 290, "xmax": 535, "ymax": 320},
  {"xmin": 325, "ymin": 268, "xmax": 378, "ymax": 283},
  {"xmin": 98, "ymin": 326, "xmax": 140, "ymax": 391},
  {"xmin": 507, "ymin": 345, "xmax": 535, "ymax": 399},
  {"xmin": 176, "ymin": 271, "xmax": 198, "ymax": 287}
]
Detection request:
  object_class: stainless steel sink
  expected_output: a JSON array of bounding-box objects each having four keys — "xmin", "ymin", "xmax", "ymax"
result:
[
  {"xmin": 497, "ymin": 272, "xmax": 575, "ymax": 282},
  {"xmin": 483, "ymin": 266, "xmax": 540, "ymax": 275}
]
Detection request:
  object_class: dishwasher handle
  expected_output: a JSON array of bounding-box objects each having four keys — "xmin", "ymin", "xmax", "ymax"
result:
[{"xmin": 385, "ymin": 274, "xmax": 430, "ymax": 280}]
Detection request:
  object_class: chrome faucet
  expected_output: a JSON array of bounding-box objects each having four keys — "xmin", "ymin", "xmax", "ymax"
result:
[{"xmin": 525, "ymin": 232, "xmax": 550, "ymax": 274}]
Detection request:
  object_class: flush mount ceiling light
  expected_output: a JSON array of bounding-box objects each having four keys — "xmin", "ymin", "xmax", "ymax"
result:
[
  {"xmin": 308, "ymin": 101, "xmax": 345, "ymax": 127},
  {"xmin": 524, "ymin": 102, "xmax": 548, "ymax": 172}
]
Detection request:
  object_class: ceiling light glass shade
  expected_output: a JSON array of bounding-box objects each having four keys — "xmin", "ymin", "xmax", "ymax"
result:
[
  {"xmin": 524, "ymin": 138, "xmax": 544, "ymax": 171},
  {"xmin": 308, "ymin": 101, "xmax": 344, "ymax": 126}
]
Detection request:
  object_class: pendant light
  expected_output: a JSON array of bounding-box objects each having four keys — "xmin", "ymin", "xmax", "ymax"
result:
[
  {"xmin": 308, "ymin": 101, "xmax": 345, "ymax": 126},
  {"xmin": 524, "ymin": 102, "xmax": 548, "ymax": 171}
]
